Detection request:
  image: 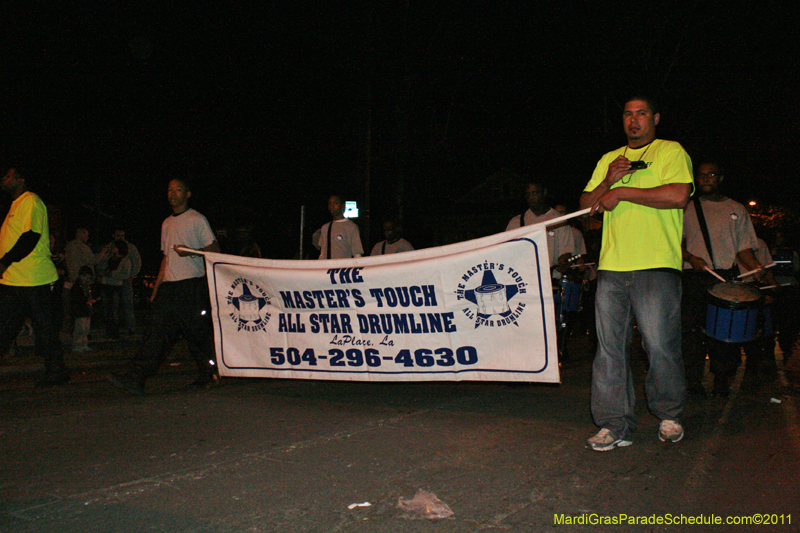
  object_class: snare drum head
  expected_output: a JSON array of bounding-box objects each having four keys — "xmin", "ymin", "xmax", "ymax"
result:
[
  {"xmin": 707, "ymin": 282, "xmax": 761, "ymax": 307},
  {"xmin": 475, "ymin": 284, "xmax": 504, "ymax": 294}
]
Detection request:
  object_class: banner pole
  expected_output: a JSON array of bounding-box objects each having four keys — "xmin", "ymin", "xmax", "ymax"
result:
[
  {"xmin": 299, "ymin": 205, "xmax": 306, "ymax": 260},
  {"xmin": 542, "ymin": 208, "xmax": 591, "ymax": 228}
]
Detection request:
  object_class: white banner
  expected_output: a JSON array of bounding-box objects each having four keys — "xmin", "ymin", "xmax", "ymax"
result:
[{"xmin": 203, "ymin": 220, "xmax": 566, "ymax": 383}]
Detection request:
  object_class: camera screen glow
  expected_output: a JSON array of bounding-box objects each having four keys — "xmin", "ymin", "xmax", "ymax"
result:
[{"xmin": 344, "ymin": 201, "xmax": 359, "ymax": 219}]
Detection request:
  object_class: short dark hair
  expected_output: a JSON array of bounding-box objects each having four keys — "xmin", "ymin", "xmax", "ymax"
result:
[
  {"xmin": 696, "ymin": 160, "xmax": 725, "ymax": 176},
  {"xmin": 521, "ymin": 179, "xmax": 547, "ymax": 196},
  {"xmin": 8, "ymin": 167, "xmax": 30, "ymax": 189},
  {"xmin": 624, "ymin": 95, "xmax": 659, "ymax": 116},
  {"xmin": 383, "ymin": 219, "xmax": 401, "ymax": 230},
  {"xmin": 329, "ymin": 194, "xmax": 345, "ymax": 203},
  {"xmin": 170, "ymin": 177, "xmax": 192, "ymax": 192}
]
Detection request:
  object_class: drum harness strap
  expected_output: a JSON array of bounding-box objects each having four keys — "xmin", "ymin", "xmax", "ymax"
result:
[
  {"xmin": 693, "ymin": 197, "xmax": 736, "ymax": 280},
  {"xmin": 326, "ymin": 221, "xmax": 333, "ymax": 259},
  {"xmin": 693, "ymin": 196, "xmax": 716, "ymax": 268}
]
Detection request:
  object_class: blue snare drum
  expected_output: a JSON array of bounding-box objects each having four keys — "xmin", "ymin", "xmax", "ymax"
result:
[
  {"xmin": 557, "ymin": 275, "xmax": 582, "ymax": 313},
  {"xmin": 705, "ymin": 282, "xmax": 762, "ymax": 343}
]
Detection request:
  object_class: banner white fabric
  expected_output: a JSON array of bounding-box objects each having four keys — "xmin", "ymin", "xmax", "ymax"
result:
[{"xmin": 203, "ymin": 221, "xmax": 563, "ymax": 383}]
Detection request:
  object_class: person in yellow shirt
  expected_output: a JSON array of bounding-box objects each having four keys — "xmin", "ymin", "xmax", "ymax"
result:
[
  {"xmin": 0, "ymin": 168, "xmax": 68, "ymax": 386},
  {"xmin": 580, "ymin": 96, "xmax": 693, "ymax": 451}
]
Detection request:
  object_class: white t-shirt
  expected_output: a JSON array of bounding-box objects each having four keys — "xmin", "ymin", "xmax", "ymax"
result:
[
  {"xmin": 370, "ymin": 238, "xmax": 414, "ymax": 256},
  {"xmin": 161, "ymin": 208, "xmax": 216, "ymax": 281},
  {"xmin": 318, "ymin": 219, "xmax": 364, "ymax": 259},
  {"xmin": 683, "ymin": 197, "xmax": 757, "ymax": 271},
  {"xmin": 506, "ymin": 208, "xmax": 578, "ymax": 267}
]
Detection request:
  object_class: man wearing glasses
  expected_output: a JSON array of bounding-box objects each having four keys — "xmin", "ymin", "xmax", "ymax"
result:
[{"xmin": 681, "ymin": 161, "xmax": 768, "ymax": 397}]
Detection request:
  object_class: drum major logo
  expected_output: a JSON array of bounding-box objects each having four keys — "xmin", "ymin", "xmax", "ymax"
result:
[
  {"xmin": 225, "ymin": 277, "xmax": 272, "ymax": 332},
  {"xmin": 454, "ymin": 262, "xmax": 527, "ymax": 328}
]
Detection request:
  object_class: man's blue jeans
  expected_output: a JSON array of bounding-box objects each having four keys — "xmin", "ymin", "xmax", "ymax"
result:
[{"xmin": 591, "ymin": 270, "xmax": 685, "ymax": 439}]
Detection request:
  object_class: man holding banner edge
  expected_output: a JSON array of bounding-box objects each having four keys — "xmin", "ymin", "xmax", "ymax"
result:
[
  {"xmin": 580, "ymin": 96, "xmax": 693, "ymax": 451},
  {"xmin": 108, "ymin": 178, "xmax": 220, "ymax": 395}
]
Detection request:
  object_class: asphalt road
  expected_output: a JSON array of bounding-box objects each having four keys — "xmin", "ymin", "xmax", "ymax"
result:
[{"xmin": 1, "ymin": 335, "xmax": 799, "ymax": 532}]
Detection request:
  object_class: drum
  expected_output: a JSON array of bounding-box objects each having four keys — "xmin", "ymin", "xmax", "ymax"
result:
[
  {"xmin": 475, "ymin": 284, "xmax": 509, "ymax": 315},
  {"xmin": 553, "ymin": 275, "xmax": 581, "ymax": 329},
  {"xmin": 705, "ymin": 282, "xmax": 762, "ymax": 343},
  {"xmin": 238, "ymin": 293, "xmax": 261, "ymax": 322},
  {"xmin": 758, "ymin": 288, "xmax": 776, "ymax": 338},
  {"xmin": 556, "ymin": 275, "xmax": 582, "ymax": 313}
]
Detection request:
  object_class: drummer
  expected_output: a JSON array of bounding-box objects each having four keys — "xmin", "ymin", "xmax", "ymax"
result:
[
  {"xmin": 506, "ymin": 180, "xmax": 582, "ymax": 276},
  {"xmin": 506, "ymin": 181, "xmax": 583, "ymax": 358},
  {"xmin": 681, "ymin": 160, "xmax": 768, "ymax": 397}
]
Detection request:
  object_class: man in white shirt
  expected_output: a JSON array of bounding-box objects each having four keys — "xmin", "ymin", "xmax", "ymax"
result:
[
  {"xmin": 318, "ymin": 195, "xmax": 364, "ymax": 259},
  {"xmin": 370, "ymin": 220, "xmax": 414, "ymax": 256},
  {"xmin": 108, "ymin": 178, "xmax": 220, "ymax": 395},
  {"xmin": 506, "ymin": 181, "xmax": 578, "ymax": 272}
]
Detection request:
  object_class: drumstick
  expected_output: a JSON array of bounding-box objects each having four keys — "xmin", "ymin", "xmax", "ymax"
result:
[
  {"xmin": 758, "ymin": 284, "xmax": 778, "ymax": 290},
  {"xmin": 737, "ymin": 263, "xmax": 776, "ymax": 279},
  {"xmin": 703, "ymin": 266, "xmax": 727, "ymax": 283},
  {"xmin": 570, "ymin": 262, "xmax": 595, "ymax": 268}
]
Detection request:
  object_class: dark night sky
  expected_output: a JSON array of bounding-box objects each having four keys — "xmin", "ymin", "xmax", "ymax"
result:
[{"xmin": 2, "ymin": 1, "xmax": 799, "ymax": 268}]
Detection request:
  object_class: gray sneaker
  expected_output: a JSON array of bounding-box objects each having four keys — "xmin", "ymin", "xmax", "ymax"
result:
[
  {"xmin": 658, "ymin": 420, "xmax": 684, "ymax": 442},
  {"xmin": 587, "ymin": 428, "xmax": 633, "ymax": 452}
]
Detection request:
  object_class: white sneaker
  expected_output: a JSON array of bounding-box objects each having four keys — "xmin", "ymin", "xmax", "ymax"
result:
[
  {"xmin": 658, "ymin": 420, "xmax": 684, "ymax": 443},
  {"xmin": 587, "ymin": 428, "xmax": 633, "ymax": 452}
]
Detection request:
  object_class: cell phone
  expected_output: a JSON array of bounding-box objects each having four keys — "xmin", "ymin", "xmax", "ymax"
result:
[{"xmin": 629, "ymin": 160, "xmax": 647, "ymax": 170}]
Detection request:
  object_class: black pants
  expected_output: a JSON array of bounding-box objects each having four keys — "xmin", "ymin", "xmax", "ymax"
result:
[
  {"xmin": 0, "ymin": 283, "xmax": 66, "ymax": 378},
  {"xmin": 101, "ymin": 283, "xmax": 122, "ymax": 338},
  {"xmin": 132, "ymin": 277, "xmax": 216, "ymax": 380},
  {"xmin": 774, "ymin": 285, "xmax": 799, "ymax": 356}
]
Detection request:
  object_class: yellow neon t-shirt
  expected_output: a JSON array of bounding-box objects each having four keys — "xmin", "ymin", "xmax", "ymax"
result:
[
  {"xmin": 0, "ymin": 192, "xmax": 58, "ymax": 286},
  {"xmin": 584, "ymin": 140, "xmax": 693, "ymax": 272}
]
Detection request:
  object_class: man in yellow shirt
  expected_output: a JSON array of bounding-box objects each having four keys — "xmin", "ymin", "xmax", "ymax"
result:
[
  {"xmin": 0, "ymin": 168, "xmax": 68, "ymax": 386},
  {"xmin": 580, "ymin": 97, "xmax": 693, "ymax": 451}
]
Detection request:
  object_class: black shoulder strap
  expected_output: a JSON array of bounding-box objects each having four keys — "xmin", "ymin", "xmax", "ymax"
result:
[
  {"xmin": 381, "ymin": 241, "xmax": 386, "ymax": 255},
  {"xmin": 326, "ymin": 222, "xmax": 333, "ymax": 259},
  {"xmin": 693, "ymin": 196, "xmax": 715, "ymax": 268},
  {"xmin": 519, "ymin": 211, "xmax": 526, "ymax": 227}
]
